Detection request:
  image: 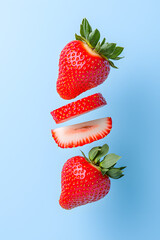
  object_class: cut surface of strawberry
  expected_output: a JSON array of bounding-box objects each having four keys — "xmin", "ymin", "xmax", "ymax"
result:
[
  {"xmin": 50, "ymin": 93, "xmax": 106, "ymax": 124},
  {"xmin": 51, "ymin": 117, "xmax": 112, "ymax": 148}
]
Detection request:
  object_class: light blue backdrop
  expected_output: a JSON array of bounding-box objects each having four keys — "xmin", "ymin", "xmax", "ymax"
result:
[{"xmin": 0, "ymin": 0, "xmax": 160, "ymax": 239}]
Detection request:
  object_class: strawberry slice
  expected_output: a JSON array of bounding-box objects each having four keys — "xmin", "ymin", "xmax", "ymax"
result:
[
  {"xmin": 51, "ymin": 117, "xmax": 112, "ymax": 148},
  {"xmin": 50, "ymin": 93, "xmax": 106, "ymax": 124}
]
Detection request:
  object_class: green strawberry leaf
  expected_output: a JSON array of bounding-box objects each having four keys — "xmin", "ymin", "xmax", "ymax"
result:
[
  {"xmin": 94, "ymin": 144, "xmax": 109, "ymax": 163},
  {"xmin": 109, "ymin": 46, "xmax": 124, "ymax": 59},
  {"xmin": 100, "ymin": 153, "xmax": 121, "ymax": 169},
  {"xmin": 75, "ymin": 34, "xmax": 84, "ymax": 41},
  {"xmin": 80, "ymin": 150, "xmax": 91, "ymax": 163},
  {"xmin": 88, "ymin": 146, "xmax": 101, "ymax": 161},
  {"xmin": 95, "ymin": 42, "xmax": 101, "ymax": 52},
  {"xmin": 88, "ymin": 29, "xmax": 100, "ymax": 48},
  {"xmin": 106, "ymin": 168, "xmax": 124, "ymax": 179},
  {"xmin": 119, "ymin": 166, "xmax": 127, "ymax": 170},
  {"xmin": 108, "ymin": 60, "xmax": 118, "ymax": 69},
  {"xmin": 101, "ymin": 168, "xmax": 109, "ymax": 175},
  {"xmin": 110, "ymin": 56, "xmax": 124, "ymax": 60},
  {"xmin": 100, "ymin": 38, "xmax": 106, "ymax": 46},
  {"xmin": 110, "ymin": 163, "xmax": 117, "ymax": 168},
  {"xmin": 99, "ymin": 43, "xmax": 116, "ymax": 56},
  {"xmin": 80, "ymin": 18, "xmax": 92, "ymax": 39}
]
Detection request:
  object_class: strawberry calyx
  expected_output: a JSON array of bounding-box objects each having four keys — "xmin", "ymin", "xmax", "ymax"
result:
[
  {"xmin": 75, "ymin": 18, "xmax": 124, "ymax": 68},
  {"xmin": 81, "ymin": 144, "xmax": 126, "ymax": 179}
]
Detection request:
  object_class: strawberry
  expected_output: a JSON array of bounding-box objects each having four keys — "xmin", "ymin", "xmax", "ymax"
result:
[
  {"xmin": 57, "ymin": 18, "xmax": 124, "ymax": 100},
  {"xmin": 59, "ymin": 143, "xmax": 126, "ymax": 209},
  {"xmin": 51, "ymin": 117, "xmax": 112, "ymax": 148},
  {"xmin": 50, "ymin": 93, "xmax": 106, "ymax": 124}
]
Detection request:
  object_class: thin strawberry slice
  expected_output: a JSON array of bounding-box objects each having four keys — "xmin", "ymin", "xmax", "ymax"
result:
[
  {"xmin": 50, "ymin": 93, "xmax": 106, "ymax": 124},
  {"xmin": 51, "ymin": 117, "xmax": 112, "ymax": 148}
]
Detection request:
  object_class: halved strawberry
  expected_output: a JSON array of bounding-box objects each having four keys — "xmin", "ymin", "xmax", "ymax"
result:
[
  {"xmin": 50, "ymin": 93, "xmax": 106, "ymax": 124},
  {"xmin": 51, "ymin": 117, "xmax": 112, "ymax": 148}
]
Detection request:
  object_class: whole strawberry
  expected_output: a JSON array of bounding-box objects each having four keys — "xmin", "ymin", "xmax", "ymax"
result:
[
  {"xmin": 59, "ymin": 144, "xmax": 126, "ymax": 210},
  {"xmin": 57, "ymin": 18, "xmax": 124, "ymax": 100}
]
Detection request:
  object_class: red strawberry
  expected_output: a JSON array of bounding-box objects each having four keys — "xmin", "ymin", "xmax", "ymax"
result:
[
  {"xmin": 51, "ymin": 117, "xmax": 112, "ymax": 148},
  {"xmin": 59, "ymin": 144, "xmax": 126, "ymax": 209},
  {"xmin": 57, "ymin": 18, "xmax": 124, "ymax": 100},
  {"xmin": 50, "ymin": 93, "xmax": 106, "ymax": 124}
]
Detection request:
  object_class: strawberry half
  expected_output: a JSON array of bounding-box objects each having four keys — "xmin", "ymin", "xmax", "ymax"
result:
[
  {"xmin": 50, "ymin": 93, "xmax": 106, "ymax": 124},
  {"xmin": 59, "ymin": 143, "xmax": 126, "ymax": 209},
  {"xmin": 51, "ymin": 117, "xmax": 112, "ymax": 148},
  {"xmin": 57, "ymin": 18, "xmax": 124, "ymax": 100}
]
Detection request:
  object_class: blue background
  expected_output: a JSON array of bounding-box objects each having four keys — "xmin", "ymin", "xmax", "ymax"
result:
[{"xmin": 0, "ymin": 0, "xmax": 160, "ymax": 239}]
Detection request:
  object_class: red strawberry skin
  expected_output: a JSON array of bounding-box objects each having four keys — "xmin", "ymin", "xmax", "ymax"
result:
[
  {"xmin": 56, "ymin": 40, "xmax": 110, "ymax": 100},
  {"xmin": 50, "ymin": 93, "xmax": 106, "ymax": 124},
  {"xmin": 59, "ymin": 156, "xmax": 111, "ymax": 210}
]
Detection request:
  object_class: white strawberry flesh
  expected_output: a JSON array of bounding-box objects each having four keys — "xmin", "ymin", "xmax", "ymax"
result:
[{"xmin": 51, "ymin": 117, "xmax": 112, "ymax": 148}]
